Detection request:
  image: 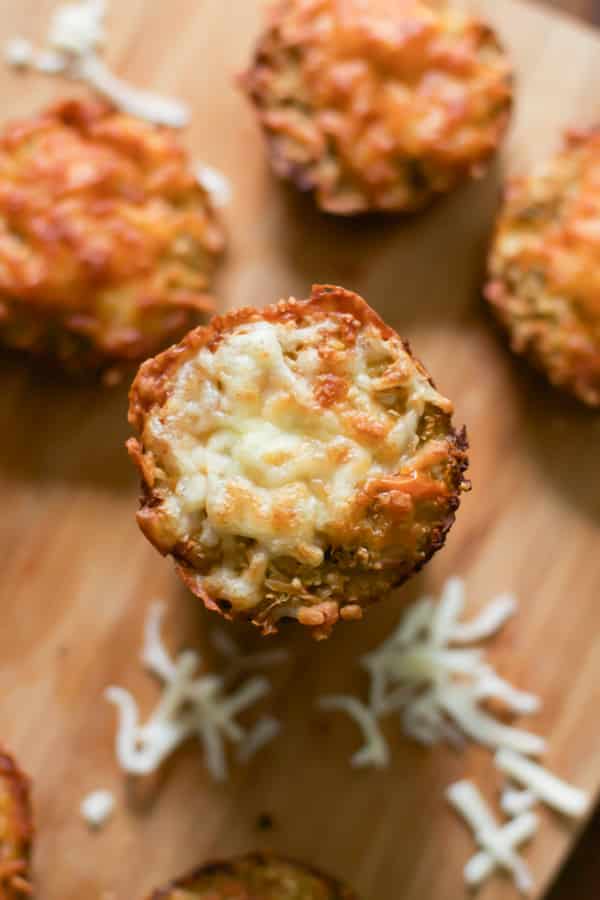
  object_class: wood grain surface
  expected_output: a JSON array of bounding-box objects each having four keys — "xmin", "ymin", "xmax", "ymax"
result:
[
  {"xmin": 0, "ymin": 2, "xmax": 599, "ymax": 900},
  {"xmin": 537, "ymin": 4, "xmax": 600, "ymax": 899}
]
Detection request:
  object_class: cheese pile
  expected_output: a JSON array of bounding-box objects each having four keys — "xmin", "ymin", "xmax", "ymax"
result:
[
  {"xmin": 106, "ymin": 603, "xmax": 286, "ymax": 782},
  {"xmin": 318, "ymin": 577, "xmax": 589, "ymax": 894},
  {"xmin": 5, "ymin": 1, "xmax": 188, "ymax": 128}
]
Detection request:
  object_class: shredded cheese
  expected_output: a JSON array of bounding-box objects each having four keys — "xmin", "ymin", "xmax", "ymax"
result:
[
  {"xmin": 495, "ymin": 749, "xmax": 590, "ymax": 819},
  {"xmin": 317, "ymin": 576, "xmax": 590, "ymax": 894},
  {"xmin": 106, "ymin": 603, "xmax": 281, "ymax": 782},
  {"xmin": 319, "ymin": 696, "xmax": 389, "ymax": 769},
  {"xmin": 447, "ymin": 780, "xmax": 534, "ymax": 895},
  {"xmin": 4, "ymin": 37, "xmax": 33, "ymax": 68},
  {"xmin": 501, "ymin": 788, "xmax": 537, "ymax": 818},
  {"xmin": 80, "ymin": 789, "xmax": 115, "ymax": 829},
  {"xmin": 359, "ymin": 577, "xmax": 544, "ymax": 755},
  {"xmin": 195, "ymin": 165, "xmax": 233, "ymax": 208},
  {"xmin": 464, "ymin": 809, "xmax": 539, "ymax": 889},
  {"xmin": 209, "ymin": 626, "xmax": 289, "ymax": 681},
  {"xmin": 5, "ymin": 1, "xmax": 190, "ymax": 128}
]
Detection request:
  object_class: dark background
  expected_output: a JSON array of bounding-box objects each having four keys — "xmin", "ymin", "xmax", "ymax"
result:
[
  {"xmin": 549, "ymin": 0, "xmax": 600, "ymax": 22},
  {"xmin": 542, "ymin": 6, "xmax": 599, "ymax": 899}
]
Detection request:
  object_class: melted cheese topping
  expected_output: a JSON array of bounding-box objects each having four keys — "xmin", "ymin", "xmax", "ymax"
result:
[{"xmin": 148, "ymin": 316, "xmax": 448, "ymax": 608}]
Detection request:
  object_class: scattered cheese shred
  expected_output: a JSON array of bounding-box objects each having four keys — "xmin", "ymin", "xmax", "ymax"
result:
[
  {"xmin": 317, "ymin": 576, "xmax": 590, "ymax": 895},
  {"xmin": 106, "ymin": 603, "xmax": 281, "ymax": 782},
  {"xmin": 209, "ymin": 626, "xmax": 289, "ymax": 681},
  {"xmin": 195, "ymin": 165, "xmax": 233, "ymax": 208},
  {"xmin": 495, "ymin": 749, "xmax": 590, "ymax": 819},
  {"xmin": 447, "ymin": 780, "xmax": 534, "ymax": 895},
  {"xmin": 5, "ymin": 1, "xmax": 190, "ymax": 128},
  {"xmin": 4, "ymin": 37, "xmax": 33, "ymax": 68},
  {"xmin": 501, "ymin": 788, "xmax": 538, "ymax": 818},
  {"xmin": 319, "ymin": 696, "xmax": 389, "ymax": 769},
  {"xmin": 80, "ymin": 789, "xmax": 115, "ymax": 829},
  {"xmin": 359, "ymin": 577, "xmax": 544, "ymax": 755},
  {"xmin": 464, "ymin": 809, "xmax": 539, "ymax": 889}
]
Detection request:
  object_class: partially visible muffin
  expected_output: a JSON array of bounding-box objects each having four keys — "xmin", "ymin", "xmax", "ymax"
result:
[
  {"xmin": 147, "ymin": 853, "xmax": 357, "ymax": 900},
  {"xmin": 242, "ymin": 0, "xmax": 512, "ymax": 215},
  {"xmin": 0, "ymin": 99, "xmax": 225, "ymax": 380},
  {"xmin": 0, "ymin": 749, "xmax": 32, "ymax": 900},
  {"xmin": 128, "ymin": 284, "xmax": 468, "ymax": 639},
  {"xmin": 486, "ymin": 129, "xmax": 600, "ymax": 406}
]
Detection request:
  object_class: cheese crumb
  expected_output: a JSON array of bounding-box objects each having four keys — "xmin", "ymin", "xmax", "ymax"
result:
[
  {"xmin": 80, "ymin": 789, "xmax": 115, "ymax": 829},
  {"xmin": 5, "ymin": 37, "xmax": 33, "ymax": 68},
  {"xmin": 106, "ymin": 603, "xmax": 281, "ymax": 782}
]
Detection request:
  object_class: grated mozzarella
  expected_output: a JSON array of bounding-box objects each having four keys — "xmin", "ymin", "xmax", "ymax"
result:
[
  {"xmin": 209, "ymin": 627, "xmax": 289, "ymax": 682},
  {"xmin": 464, "ymin": 811, "xmax": 539, "ymax": 888},
  {"xmin": 447, "ymin": 780, "xmax": 534, "ymax": 895},
  {"xmin": 319, "ymin": 696, "xmax": 389, "ymax": 769},
  {"xmin": 359, "ymin": 581, "xmax": 544, "ymax": 755},
  {"xmin": 106, "ymin": 603, "xmax": 281, "ymax": 782},
  {"xmin": 5, "ymin": 1, "xmax": 190, "ymax": 128},
  {"xmin": 495, "ymin": 749, "xmax": 590, "ymax": 819},
  {"xmin": 80, "ymin": 789, "xmax": 115, "ymax": 829},
  {"xmin": 501, "ymin": 788, "xmax": 537, "ymax": 818},
  {"xmin": 4, "ymin": 37, "xmax": 33, "ymax": 68},
  {"xmin": 195, "ymin": 165, "xmax": 232, "ymax": 208}
]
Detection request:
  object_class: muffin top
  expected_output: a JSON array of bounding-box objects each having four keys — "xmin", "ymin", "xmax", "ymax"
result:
[
  {"xmin": 128, "ymin": 285, "xmax": 467, "ymax": 638},
  {"xmin": 0, "ymin": 98, "xmax": 224, "ymax": 375},
  {"xmin": 486, "ymin": 129, "xmax": 600, "ymax": 405},
  {"xmin": 243, "ymin": 0, "xmax": 512, "ymax": 213},
  {"xmin": 149, "ymin": 853, "xmax": 357, "ymax": 900}
]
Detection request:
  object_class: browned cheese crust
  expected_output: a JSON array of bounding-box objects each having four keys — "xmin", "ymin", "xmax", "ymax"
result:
[
  {"xmin": 486, "ymin": 129, "xmax": 600, "ymax": 406},
  {"xmin": 0, "ymin": 750, "xmax": 32, "ymax": 900},
  {"xmin": 0, "ymin": 99, "xmax": 225, "ymax": 380},
  {"xmin": 128, "ymin": 285, "xmax": 468, "ymax": 638},
  {"xmin": 242, "ymin": 0, "xmax": 513, "ymax": 215},
  {"xmin": 147, "ymin": 852, "xmax": 357, "ymax": 900}
]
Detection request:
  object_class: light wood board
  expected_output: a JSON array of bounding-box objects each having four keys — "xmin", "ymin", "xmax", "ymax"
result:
[{"xmin": 1, "ymin": 1, "xmax": 600, "ymax": 898}]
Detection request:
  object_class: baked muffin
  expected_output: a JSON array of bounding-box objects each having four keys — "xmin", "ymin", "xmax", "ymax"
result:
[
  {"xmin": 128, "ymin": 284, "xmax": 468, "ymax": 639},
  {"xmin": 486, "ymin": 129, "xmax": 600, "ymax": 406},
  {"xmin": 0, "ymin": 749, "xmax": 32, "ymax": 900},
  {"xmin": 242, "ymin": 0, "xmax": 512, "ymax": 215},
  {"xmin": 0, "ymin": 99, "xmax": 225, "ymax": 381},
  {"xmin": 147, "ymin": 853, "xmax": 357, "ymax": 900}
]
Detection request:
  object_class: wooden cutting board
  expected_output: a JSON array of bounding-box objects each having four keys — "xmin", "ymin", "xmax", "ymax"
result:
[{"xmin": 1, "ymin": 1, "xmax": 600, "ymax": 899}]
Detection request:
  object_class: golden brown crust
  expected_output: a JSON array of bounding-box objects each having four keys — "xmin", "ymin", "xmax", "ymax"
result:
[
  {"xmin": 147, "ymin": 852, "xmax": 357, "ymax": 900},
  {"xmin": 0, "ymin": 98, "xmax": 225, "ymax": 379},
  {"xmin": 0, "ymin": 749, "xmax": 33, "ymax": 900},
  {"xmin": 242, "ymin": 0, "xmax": 513, "ymax": 215},
  {"xmin": 485, "ymin": 128, "xmax": 600, "ymax": 406},
  {"xmin": 128, "ymin": 284, "xmax": 468, "ymax": 638}
]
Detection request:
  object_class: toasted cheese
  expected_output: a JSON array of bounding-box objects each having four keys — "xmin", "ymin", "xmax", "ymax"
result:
[{"xmin": 148, "ymin": 316, "xmax": 449, "ymax": 609}]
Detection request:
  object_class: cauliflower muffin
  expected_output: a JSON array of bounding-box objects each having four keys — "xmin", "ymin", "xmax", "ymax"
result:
[
  {"xmin": 147, "ymin": 853, "xmax": 357, "ymax": 900},
  {"xmin": 128, "ymin": 285, "xmax": 468, "ymax": 639},
  {"xmin": 242, "ymin": 0, "xmax": 512, "ymax": 215},
  {"xmin": 0, "ymin": 99, "xmax": 225, "ymax": 380},
  {"xmin": 0, "ymin": 749, "xmax": 32, "ymax": 900},
  {"xmin": 486, "ymin": 129, "xmax": 600, "ymax": 406}
]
